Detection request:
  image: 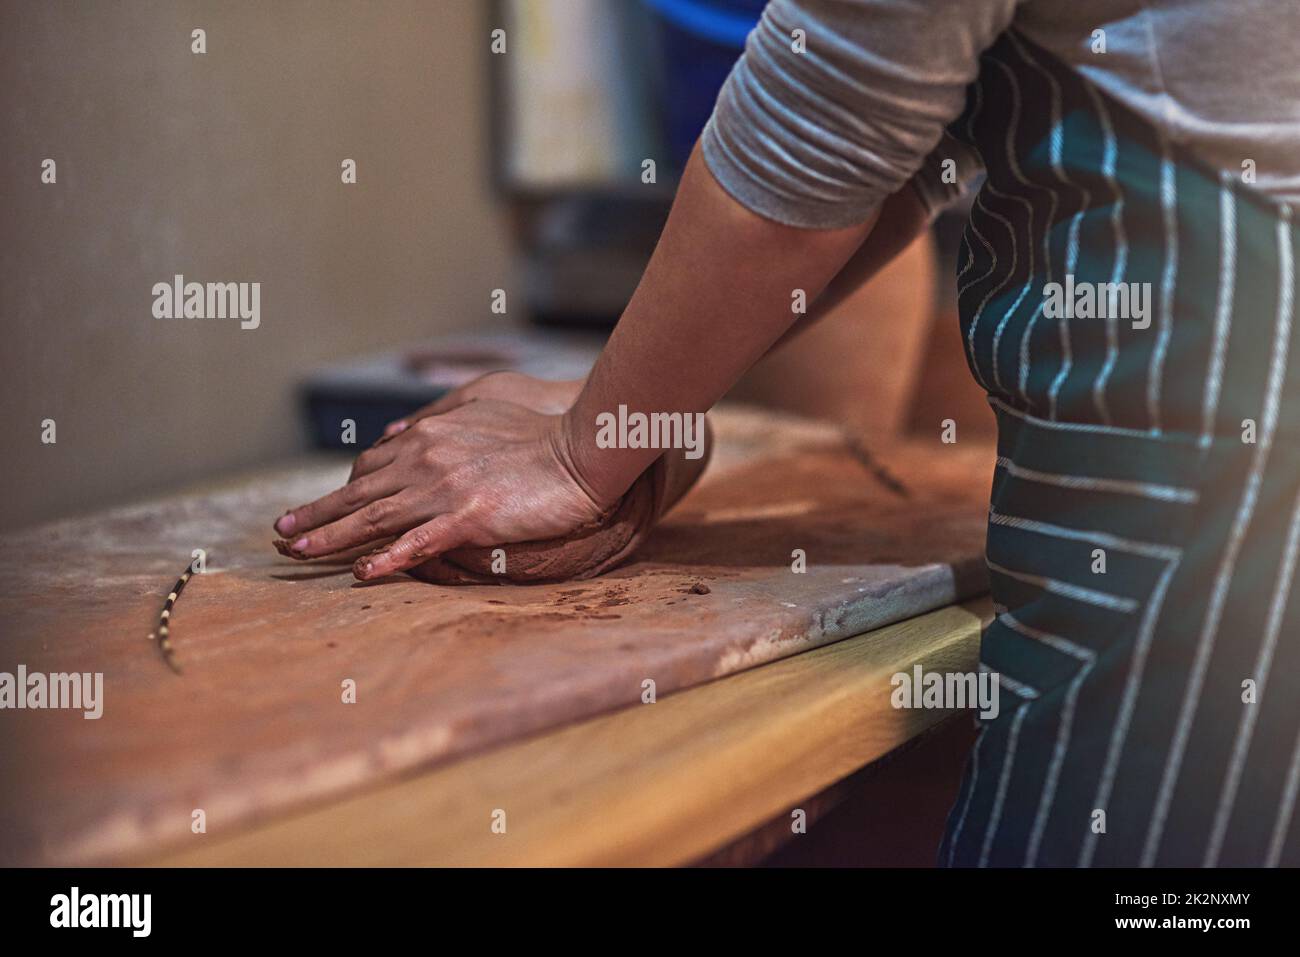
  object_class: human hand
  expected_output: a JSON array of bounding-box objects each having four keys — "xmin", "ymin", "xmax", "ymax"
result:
[
  {"xmin": 273, "ymin": 398, "xmax": 605, "ymax": 580},
  {"xmin": 380, "ymin": 372, "xmax": 584, "ymax": 441}
]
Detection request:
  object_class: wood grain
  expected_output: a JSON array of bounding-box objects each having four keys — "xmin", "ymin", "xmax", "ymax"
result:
[
  {"xmin": 149, "ymin": 599, "xmax": 989, "ymax": 867},
  {"xmin": 0, "ymin": 407, "xmax": 993, "ymax": 866}
]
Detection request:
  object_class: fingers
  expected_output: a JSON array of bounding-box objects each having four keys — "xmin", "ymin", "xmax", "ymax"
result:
[
  {"xmin": 380, "ymin": 395, "xmax": 455, "ymax": 438},
  {"xmin": 384, "ymin": 393, "xmax": 472, "ymax": 435},
  {"xmin": 353, "ymin": 515, "xmax": 464, "ymax": 580},
  {"xmin": 348, "ymin": 440, "xmax": 400, "ymax": 482},
  {"xmin": 381, "ymin": 373, "xmax": 512, "ymax": 436},
  {"xmin": 378, "ymin": 406, "xmax": 439, "ymax": 443},
  {"xmin": 282, "ymin": 492, "xmax": 417, "ymax": 558},
  {"xmin": 274, "ymin": 471, "xmax": 399, "ymax": 541}
]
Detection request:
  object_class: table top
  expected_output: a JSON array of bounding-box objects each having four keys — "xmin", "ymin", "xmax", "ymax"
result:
[
  {"xmin": 151, "ymin": 598, "xmax": 991, "ymax": 867},
  {"xmin": 0, "ymin": 406, "xmax": 993, "ymax": 866}
]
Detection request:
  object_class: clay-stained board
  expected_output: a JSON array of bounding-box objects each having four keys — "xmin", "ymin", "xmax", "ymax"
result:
[{"xmin": 0, "ymin": 407, "xmax": 992, "ymax": 865}]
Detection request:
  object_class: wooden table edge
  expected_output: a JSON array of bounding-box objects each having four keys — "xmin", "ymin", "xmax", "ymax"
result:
[{"xmin": 140, "ymin": 596, "xmax": 992, "ymax": 868}]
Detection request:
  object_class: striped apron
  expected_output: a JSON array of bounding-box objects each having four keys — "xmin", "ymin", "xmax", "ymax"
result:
[{"xmin": 938, "ymin": 30, "xmax": 1300, "ymax": 867}]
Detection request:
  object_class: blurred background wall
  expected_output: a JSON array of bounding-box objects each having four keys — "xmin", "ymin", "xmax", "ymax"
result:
[{"xmin": 0, "ymin": 0, "xmax": 512, "ymax": 530}]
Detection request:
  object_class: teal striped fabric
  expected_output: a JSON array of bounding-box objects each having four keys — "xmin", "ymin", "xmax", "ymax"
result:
[{"xmin": 940, "ymin": 31, "xmax": 1300, "ymax": 867}]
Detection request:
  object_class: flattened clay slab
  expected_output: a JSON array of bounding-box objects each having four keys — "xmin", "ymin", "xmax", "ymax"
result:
[{"xmin": 0, "ymin": 406, "xmax": 992, "ymax": 865}]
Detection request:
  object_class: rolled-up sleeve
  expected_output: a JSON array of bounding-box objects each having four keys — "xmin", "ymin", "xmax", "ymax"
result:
[{"xmin": 700, "ymin": 0, "xmax": 1019, "ymax": 228}]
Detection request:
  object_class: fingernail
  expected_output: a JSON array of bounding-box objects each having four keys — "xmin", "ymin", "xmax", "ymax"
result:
[
  {"xmin": 275, "ymin": 512, "xmax": 296, "ymax": 534},
  {"xmin": 355, "ymin": 558, "xmax": 373, "ymax": 578},
  {"xmin": 386, "ymin": 421, "xmax": 408, "ymax": 436},
  {"xmin": 291, "ymin": 537, "xmax": 309, "ymax": 551}
]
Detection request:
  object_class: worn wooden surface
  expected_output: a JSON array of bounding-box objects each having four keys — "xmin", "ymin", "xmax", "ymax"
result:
[
  {"xmin": 149, "ymin": 600, "xmax": 989, "ymax": 867},
  {"xmin": 0, "ymin": 407, "xmax": 992, "ymax": 866}
]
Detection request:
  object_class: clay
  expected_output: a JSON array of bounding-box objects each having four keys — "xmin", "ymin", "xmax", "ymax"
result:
[
  {"xmin": 271, "ymin": 538, "xmax": 307, "ymax": 559},
  {"xmin": 410, "ymin": 427, "xmax": 712, "ymax": 585}
]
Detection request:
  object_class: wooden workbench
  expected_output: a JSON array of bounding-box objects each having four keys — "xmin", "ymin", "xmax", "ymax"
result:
[
  {"xmin": 0, "ymin": 407, "xmax": 993, "ymax": 866},
  {"xmin": 152, "ymin": 599, "xmax": 989, "ymax": 866}
]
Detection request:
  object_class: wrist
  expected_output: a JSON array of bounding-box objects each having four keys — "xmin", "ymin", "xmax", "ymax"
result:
[
  {"xmin": 552, "ymin": 410, "xmax": 620, "ymax": 512},
  {"xmin": 554, "ymin": 407, "xmax": 651, "ymax": 512}
]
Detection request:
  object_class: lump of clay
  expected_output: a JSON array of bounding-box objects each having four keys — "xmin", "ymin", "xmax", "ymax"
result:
[{"xmin": 409, "ymin": 424, "xmax": 711, "ymax": 585}]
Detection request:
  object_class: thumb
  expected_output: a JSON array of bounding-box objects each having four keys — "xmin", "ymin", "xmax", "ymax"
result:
[{"xmin": 352, "ymin": 515, "xmax": 464, "ymax": 580}]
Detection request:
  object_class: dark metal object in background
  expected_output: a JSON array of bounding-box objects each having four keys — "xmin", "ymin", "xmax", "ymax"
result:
[{"xmin": 299, "ymin": 331, "xmax": 604, "ymax": 450}]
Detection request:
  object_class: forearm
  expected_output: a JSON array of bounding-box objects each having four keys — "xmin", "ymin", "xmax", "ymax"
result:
[
  {"xmin": 773, "ymin": 180, "xmax": 931, "ymax": 348},
  {"xmin": 560, "ymin": 142, "xmax": 880, "ymax": 508}
]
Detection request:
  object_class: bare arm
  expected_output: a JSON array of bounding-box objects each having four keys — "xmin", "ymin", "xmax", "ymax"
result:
[
  {"xmin": 274, "ymin": 144, "xmax": 924, "ymax": 578},
  {"xmin": 383, "ymin": 175, "xmax": 928, "ymax": 436},
  {"xmin": 274, "ymin": 0, "xmax": 1006, "ymax": 577},
  {"xmin": 560, "ymin": 141, "xmax": 884, "ymax": 508},
  {"xmin": 779, "ymin": 181, "xmax": 931, "ymax": 347}
]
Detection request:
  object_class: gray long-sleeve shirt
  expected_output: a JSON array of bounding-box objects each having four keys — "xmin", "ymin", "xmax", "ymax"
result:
[{"xmin": 700, "ymin": 0, "xmax": 1300, "ymax": 228}]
